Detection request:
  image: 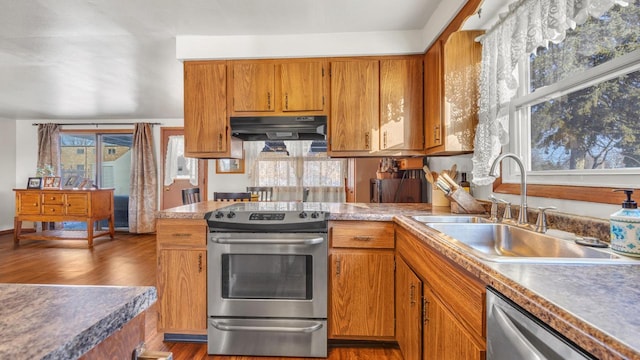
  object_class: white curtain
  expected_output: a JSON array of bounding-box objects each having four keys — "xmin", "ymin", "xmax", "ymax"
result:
[
  {"xmin": 245, "ymin": 141, "xmax": 347, "ymax": 202},
  {"xmin": 164, "ymin": 135, "xmax": 198, "ymax": 186},
  {"xmin": 471, "ymin": 0, "xmax": 628, "ymax": 185}
]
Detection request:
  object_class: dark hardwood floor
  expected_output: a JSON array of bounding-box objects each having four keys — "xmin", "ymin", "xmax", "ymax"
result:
[{"xmin": 0, "ymin": 232, "xmax": 402, "ymax": 360}]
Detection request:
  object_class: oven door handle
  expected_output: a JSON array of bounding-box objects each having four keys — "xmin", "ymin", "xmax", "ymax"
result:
[
  {"xmin": 210, "ymin": 320, "xmax": 324, "ymax": 333},
  {"xmin": 211, "ymin": 237, "xmax": 324, "ymax": 245}
]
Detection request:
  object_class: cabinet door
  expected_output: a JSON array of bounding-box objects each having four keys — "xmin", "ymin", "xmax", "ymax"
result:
[
  {"xmin": 66, "ymin": 193, "xmax": 89, "ymax": 216},
  {"xmin": 16, "ymin": 192, "xmax": 41, "ymax": 215},
  {"xmin": 232, "ymin": 62, "xmax": 275, "ymax": 112},
  {"xmin": 380, "ymin": 57, "xmax": 424, "ymax": 151},
  {"xmin": 396, "ymin": 256, "xmax": 423, "ymax": 360},
  {"xmin": 280, "ymin": 61, "xmax": 325, "ymax": 112},
  {"xmin": 330, "ymin": 60, "xmax": 379, "ymax": 153},
  {"xmin": 158, "ymin": 249, "xmax": 207, "ymax": 332},
  {"xmin": 184, "ymin": 61, "xmax": 228, "ymax": 157},
  {"xmin": 329, "ymin": 250, "xmax": 394, "ymax": 338},
  {"xmin": 424, "ymin": 40, "xmax": 444, "ymax": 151},
  {"xmin": 423, "ymin": 286, "xmax": 484, "ymax": 360}
]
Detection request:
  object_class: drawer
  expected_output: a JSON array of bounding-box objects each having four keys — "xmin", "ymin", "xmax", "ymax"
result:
[
  {"xmin": 157, "ymin": 219, "xmax": 207, "ymax": 247},
  {"xmin": 330, "ymin": 221, "xmax": 394, "ymax": 249},
  {"xmin": 42, "ymin": 205, "xmax": 65, "ymax": 215},
  {"xmin": 42, "ymin": 193, "xmax": 64, "ymax": 205}
]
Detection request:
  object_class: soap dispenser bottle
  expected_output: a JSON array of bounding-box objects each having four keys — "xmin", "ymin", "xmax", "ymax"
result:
[{"xmin": 610, "ymin": 189, "xmax": 640, "ymax": 257}]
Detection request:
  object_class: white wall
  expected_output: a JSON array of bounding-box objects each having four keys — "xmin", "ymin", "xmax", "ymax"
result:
[{"xmin": 1, "ymin": 119, "xmax": 17, "ymax": 231}]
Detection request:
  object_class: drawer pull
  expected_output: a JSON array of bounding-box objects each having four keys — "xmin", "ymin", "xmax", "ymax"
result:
[
  {"xmin": 172, "ymin": 233, "xmax": 193, "ymax": 237},
  {"xmin": 353, "ymin": 236, "xmax": 373, "ymax": 241}
]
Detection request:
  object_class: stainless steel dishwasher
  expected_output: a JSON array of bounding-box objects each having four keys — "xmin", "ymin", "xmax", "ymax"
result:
[{"xmin": 486, "ymin": 287, "xmax": 595, "ymax": 360}]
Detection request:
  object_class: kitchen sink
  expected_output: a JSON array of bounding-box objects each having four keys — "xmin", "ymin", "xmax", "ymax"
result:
[
  {"xmin": 424, "ymin": 222, "xmax": 638, "ymax": 264},
  {"xmin": 411, "ymin": 215, "xmax": 489, "ymax": 224}
]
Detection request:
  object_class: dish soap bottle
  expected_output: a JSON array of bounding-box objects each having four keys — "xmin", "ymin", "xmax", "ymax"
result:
[
  {"xmin": 610, "ymin": 189, "xmax": 640, "ymax": 257},
  {"xmin": 459, "ymin": 172, "xmax": 471, "ymax": 193}
]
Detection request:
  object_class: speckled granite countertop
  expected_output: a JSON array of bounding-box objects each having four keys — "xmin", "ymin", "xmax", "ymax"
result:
[
  {"xmin": 0, "ymin": 284, "xmax": 157, "ymax": 359},
  {"xmin": 395, "ymin": 216, "xmax": 640, "ymax": 360},
  {"xmin": 156, "ymin": 201, "xmax": 437, "ymax": 221}
]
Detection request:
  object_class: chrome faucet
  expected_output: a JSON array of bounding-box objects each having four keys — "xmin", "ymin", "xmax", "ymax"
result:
[{"xmin": 489, "ymin": 153, "xmax": 528, "ymax": 226}]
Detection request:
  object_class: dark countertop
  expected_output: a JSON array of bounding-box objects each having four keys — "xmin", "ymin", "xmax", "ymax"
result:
[
  {"xmin": 157, "ymin": 201, "xmax": 639, "ymax": 359},
  {"xmin": 0, "ymin": 284, "xmax": 157, "ymax": 359}
]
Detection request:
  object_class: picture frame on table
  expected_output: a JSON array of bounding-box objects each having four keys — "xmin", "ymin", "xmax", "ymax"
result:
[
  {"xmin": 27, "ymin": 177, "xmax": 43, "ymax": 189},
  {"xmin": 43, "ymin": 176, "xmax": 61, "ymax": 189},
  {"xmin": 63, "ymin": 175, "xmax": 79, "ymax": 189}
]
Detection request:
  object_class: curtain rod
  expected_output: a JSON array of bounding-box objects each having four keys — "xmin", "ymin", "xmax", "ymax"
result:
[{"xmin": 32, "ymin": 122, "xmax": 162, "ymax": 127}]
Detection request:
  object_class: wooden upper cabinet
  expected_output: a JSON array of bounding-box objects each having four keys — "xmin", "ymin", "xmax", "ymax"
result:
[
  {"xmin": 184, "ymin": 61, "xmax": 241, "ymax": 158},
  {"xmin": 380, "ymin": 57, "xmax": 424, "ymax": 152},
  {"xmin": 424, "ymin": 31, "xmax": 483, "ymax": 155},
  {"xmin": 229, "ymin": 59, "xmax": 328, "ymax": 116},
  {"xmin": 280, "ymin": 61, "xmax": 325, "ymax": 112},
  {"xmin": 232, "ymin": 62, "xmax": 275, "ymax": 112},
  {"xmin": 329, "ymin": 60, "xmax": 380, "ymax": 154}
]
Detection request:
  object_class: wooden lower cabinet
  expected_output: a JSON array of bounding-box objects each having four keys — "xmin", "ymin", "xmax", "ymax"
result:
[
  {"xmin": 329, "ymin": 221, "xmax": 395, "ymax": 340},
  {"xmin": 423, "ymin": 286, "xmax": 483, "ymax": 360},
  {"xmin": 396, "ymin": 256, "xmax": 423, "ymax": 360},
  {"xmin": 156, "ymin": 218, "xmax": 207, "ymax": 336},
  {"xmin": 395, "ymin": 225, "xmax": 486, "ymax": 360}
]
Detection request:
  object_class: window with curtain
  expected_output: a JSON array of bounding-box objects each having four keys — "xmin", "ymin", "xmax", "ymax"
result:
[
  {"xmin": 246, "ymin": 141, "xmax": 347, "ymax": 202},
  {"xmin": 508, "ymin": 0, "xmax": 640, "ymax": 187}
]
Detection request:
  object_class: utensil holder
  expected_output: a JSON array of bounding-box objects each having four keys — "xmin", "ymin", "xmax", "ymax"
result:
[{"xmin": 431, "ymin": 187, "xmax": 450, "ymax": 207}]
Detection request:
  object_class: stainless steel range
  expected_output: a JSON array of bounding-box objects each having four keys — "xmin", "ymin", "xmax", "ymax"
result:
[{"xmin": 206, "ymin": 202, "xmax": 329, "ymax": 358}]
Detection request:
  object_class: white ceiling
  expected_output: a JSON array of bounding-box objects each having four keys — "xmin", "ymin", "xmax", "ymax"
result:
[{"xmin": 0, "ymin": 0, "xmax": 503, "ymax": 121}]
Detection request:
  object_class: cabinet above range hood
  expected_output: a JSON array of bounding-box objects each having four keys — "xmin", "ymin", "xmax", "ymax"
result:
[{"xmin": 230, "ymin": 116, "xmax": 327, "ymax": 141}]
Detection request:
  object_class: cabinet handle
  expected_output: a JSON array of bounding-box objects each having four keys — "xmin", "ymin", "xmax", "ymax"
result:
[
  {"xmin": 335, "ymin": 257, "xmax": 341, "ymax": 277},
  {"xmin": 434, "ymin": 125, "xmax": 441, "ymax": 142},
  {"xmin": 410, "ymin": 283, "xmax": 416, "ymax": 305},
  {"xmin": 352, "ymin": 236, "xmax": 373, "ymax": 241},
  {"xmin": 33, "ymin": 203, "xmax": 38, "ymax": 207},
  {"xmin": 364, "ymin": 132, "xmax": 370, "ymax": 150},
  {"xmin": 284, "ymin": 93, "xmax": 289, "ymax": 110},
  {"xmin": 423, "ymin": 298, "xmax": 429, "ymax": 324},
  {"xmin": 267, "ymin": 92, "xmax": 271, "ymax": 109},
  {"xmin": 218, "ymin": 133, "xmax": 223, "ymax": 151},
  {"xmin": 171, "ymin": 233, "xmax": 192, "ymax": 237},
  {"xmin": 383, "ymin": 131, "xmax": 387, "ymax": 149},
  {"xmin": 198, "ymin": 253, "xmax": 203, "ymax": 273}
]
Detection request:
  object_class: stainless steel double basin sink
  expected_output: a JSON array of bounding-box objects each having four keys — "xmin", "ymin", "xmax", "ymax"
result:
[{"xmin": 411, "ymin": 215, "xmax": 637, "ymax": 264}]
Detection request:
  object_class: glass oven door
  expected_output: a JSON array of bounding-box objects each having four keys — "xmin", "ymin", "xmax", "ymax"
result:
[{"xmin": 208, "ymin": 232, "xmax": 327, "ymax": 319}]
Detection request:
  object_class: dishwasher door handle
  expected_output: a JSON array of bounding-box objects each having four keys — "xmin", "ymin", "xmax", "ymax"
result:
[
  {"xmin": 211, "ymin": 236, "xmax": 324, "ymax": 245},
  {"xmin": 492, "ymin": 304, "xmax": 546, "ymax": 359},
  {"xmin": 210, "ymin": 320, "xmax": 324, "ymax": 333}
]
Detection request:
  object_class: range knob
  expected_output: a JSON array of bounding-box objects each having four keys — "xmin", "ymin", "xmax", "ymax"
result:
[
  {"xmin": 311, "ymin": 211, "xmax": 320, "ymax": 219},
  {"xmin": 227, "ymin": 211, "xmax": 236, "ymax": 219},
  {"xmin": 299, "ymin": 211, "xmax": 308, "ymax": 219},
  {"xmin": 214, "ymin": 211, "xmax": 224, "ymax": 219}
]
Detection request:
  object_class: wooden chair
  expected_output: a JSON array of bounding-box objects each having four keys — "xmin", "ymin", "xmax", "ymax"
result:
[
  {"xmin": 213, "ymin": 192, "xmax": 252, "ymax": 202},
  {"xmin": 181, "ymin": 187, "xmax": 201, "ymax": 205},
  {"xmin": 246, "ymin": 186, "xmax": 273, "ymax": 201}
]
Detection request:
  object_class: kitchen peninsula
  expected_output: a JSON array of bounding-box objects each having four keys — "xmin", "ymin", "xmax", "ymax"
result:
[
  {"xmin": 0, "ymin": 284, "xmax": 157, "ymax": 359},
  {"xmin": 157, "ymin": 201, "xmax": 640, "ymax": 359}
]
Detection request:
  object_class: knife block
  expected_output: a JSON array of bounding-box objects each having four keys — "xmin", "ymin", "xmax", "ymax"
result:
[{"xmin": 446, "ymin": 189, "xmax": 486, "ymax": 214}]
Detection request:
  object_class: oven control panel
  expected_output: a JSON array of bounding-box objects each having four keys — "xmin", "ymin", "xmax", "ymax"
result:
[
  {"xmin": 206, "ymin": 210, "xmax": 329, "ymax": 232},
  {"xmin": 249, "ymin": 212, "xmax": 286, "ymax": 221}
]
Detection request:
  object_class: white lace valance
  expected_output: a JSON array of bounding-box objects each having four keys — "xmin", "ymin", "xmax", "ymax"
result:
[{"xmin": 471, "ymin": 0, "xmax": 629, "ymax": 185}]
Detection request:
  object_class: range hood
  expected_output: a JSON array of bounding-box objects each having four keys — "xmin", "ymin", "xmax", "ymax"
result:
[{"xmin": 230, "ymin": 116, "xmax": 327, "ymax": 141}]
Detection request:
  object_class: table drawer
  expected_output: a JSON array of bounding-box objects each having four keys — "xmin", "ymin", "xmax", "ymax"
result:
[
  {"xmin": 42, "ymin": 205, "xmax": 65, "ymax": 215},
  {"xmin": 330, "ymin": 221, "xmax": 394, "ymax": 249},
  {"xmin": 42, "ymin": 193, "xmax": 64, "ymax": 205}
]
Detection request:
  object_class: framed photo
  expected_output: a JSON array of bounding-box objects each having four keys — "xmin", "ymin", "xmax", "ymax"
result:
[
  {"xmin": 63, "ymin": 175, "xmax": 79, "ymax": 188},
  {"xmin": 27, "ymin": 177, "xmax": 43, "ymax": 189},
  {"xmin": 216, "ymin": 158, "xmax": 245, "ymax": 174},
  {"xmin": 43, "ymin": 176, "xmax": 61, "ymax": 189}
]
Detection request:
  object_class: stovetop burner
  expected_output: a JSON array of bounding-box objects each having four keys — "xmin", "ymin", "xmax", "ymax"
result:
[{"xmin": 205, "ymin": 202, "xmax": 330, "ymax": 233}]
